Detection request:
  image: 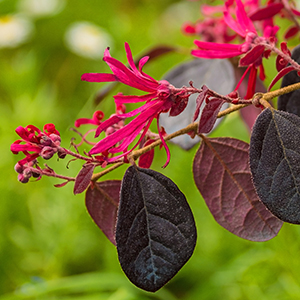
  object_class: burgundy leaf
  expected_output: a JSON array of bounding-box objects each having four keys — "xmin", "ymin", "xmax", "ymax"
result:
[
  {"xmin": 138, "ymin": 139, "xmax": 155, "ymax": 169},
  {"xmin": 198, "ymin": 98, "xmax": 225, "ymax": 134},
  {"xmin": 85, "ymin": 180, "xmax": 121, "ymax": 245},
  {"xmin": 239, "ymin": 45, "xmax": 265, "ymax": 67},
  {"xmin": 193, "ymin": 85, "xmax": 209, "ymax": 121},
  {"xmin": 249, "ymin": 3, "xmax": 283, "ymax": 21},
  {"xmin": 54, "ymin": 181, "xmax": 70, "ymax": 188},
  {"xmin": 284, "ymin": 26, "xmax": 299, "ymax": 40},
  {"xmin": 193, "ymin": 137, "xmax": 283, "ymax": 241},
  {"xmin": 74, "ymin": 163, "xmax": 96, "ymax": 195},
  {"xmin": 268, "ymin": 65, "xmax": 295, "ymax": 91},
  {"xmin": 169, "ymin": 98, "xmax": 188, "ymax": 117}
]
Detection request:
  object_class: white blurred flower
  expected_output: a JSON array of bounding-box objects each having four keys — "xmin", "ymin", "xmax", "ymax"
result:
[
  {"xmin": 17, "ymin": 0, "xmax": 65, "ymax": 17},
  {"xmin": 64, "ymin": 22, "xmax": 113, "ymax": 59},
  {"xmin": 0, "ymin": 14, "xmax": 33, "ymax": 48}
]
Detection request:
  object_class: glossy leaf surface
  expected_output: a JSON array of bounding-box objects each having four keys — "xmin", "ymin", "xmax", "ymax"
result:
[
  {"xmin": 159, "ymin": 58, "xmax": 234, "ymax": 149},
  {"xmin": 193, "ymin": 137, "xmax": 283, "ymax": 241},
  {"xmin": 85, "ymin": 180, "xmax": 121, "ymax": 245},
  {"xmin": 250, "ymin": 108, "xmax": 300, "ymax": 224},
  {"xmin": 116, "ymin": 166, "xmax": 197, "ymax": 292}
]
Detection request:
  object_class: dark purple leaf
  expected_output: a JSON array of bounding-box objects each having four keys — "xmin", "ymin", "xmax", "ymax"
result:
[
  {"xmin": 116, "ymin": 166, "xmax": 196, "ymax": 292},
  {"xmin": 250, "ymin": 108, "xmax": 300, "ymax": 224},
  {"xmin": 85, "ymin": 180, "xmax": 121, "ymax": 245},
  {"xmin": 193, "ymin": 137, "xmax": 283, "ymax": 241},
  {"xmin": 74, "ymin": 163, "xmax": 96, "ymax": 195},
  {"xmin": 198, "ymin": 99, "xmax": 225, "ymax": 134},
  {"xmin": 278, "ymin": 45, "xmax": 300, "ymax": 116},
  {"xmin": 239, "ymin": 45, "xmax": 265, "ymax": 67},
  {"xmin": 159, "ymin": 58, "xmax": 234, "ymax": 150}
]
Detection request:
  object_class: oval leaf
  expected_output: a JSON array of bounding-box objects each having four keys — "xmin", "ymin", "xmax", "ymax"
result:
[
  {"xmin": 116, "ymin": 166, "xmax": 197, "ymax": 292},
  {"xmin": 193, "ymin": 137, "xmax": 283, "ymax": 241},
  {"xmin": 85, "ymin": 180, "xmax": 121, "ymax": 245},
  {"xmin": 250, "ymin": 108, "xmax": 300, "ymax": 224},
  {"xmin": 159, "ymin": 58, "xmax": 234, "ymax": 150},
  {"xmin": 74, "ymin": 163, "xmax": 96, "ymax": 195}
]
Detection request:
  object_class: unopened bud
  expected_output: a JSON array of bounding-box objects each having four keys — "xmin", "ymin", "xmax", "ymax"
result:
[
  {"xmin": 40, "ymin": 135, "xmax": 52, "ymax": 146},
  {"xmin": 14, "ymin": 163, "xmax": 24, "ymax": 174},
  {"xmin": 23, "ymin": 168, "xmax": 32, "ymax": 177},
  {"xmin": 32, "ymin": 170, "xmax": 41, "ymax": 178},
  {"xmin": 49, "ymin": 134, "xmax": 61, "ymax": 146},
  {"xmin": 40, "ymin": 146, "xmax": 55, "ymax": 160},
  {"xmin": 57, "ymin": 149, "xmax": 66, "ymax": 159},
  {"xmin": 18, "ymin": 174, "xmax": 29, "ymax": 183}
]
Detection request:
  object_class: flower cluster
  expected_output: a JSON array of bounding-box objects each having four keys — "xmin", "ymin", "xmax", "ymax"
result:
[
  {"xmin": 11, "ymin": 123, "xmax": 65, "ymax": 182},
  {"xmin": 81, "ymin": 42, "xmax": 191, "ymax": 166}
]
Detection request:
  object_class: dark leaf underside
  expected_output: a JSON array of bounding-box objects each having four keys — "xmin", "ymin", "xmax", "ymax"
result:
[
  {"xmin": 116, "ymin": 166, "xmax": 197, "ymax": 292},
  {"xmin": 250, "ymin": 108, "xmax": 300, "ymax": 224}
]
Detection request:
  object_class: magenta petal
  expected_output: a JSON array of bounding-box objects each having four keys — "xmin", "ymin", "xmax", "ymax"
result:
[
  {"xmin": 193, "ymin": 41, "xmax": 243, "ymax": 58},
  {"xmin": 81, "ymin": 73, "xmax": 117, "ymax": 82},
  {"xmin": 95, "ymin": 115, "xmax": 123, "ymax": 138},
  {"xmin": 224, "ymin": 10, "xmax": 245, "ymax": 37},
  {"xmin": 15, "ymin": 126, "xmax": 29, "ymax": 140},
  {"xmin": 91, "ymin": 102, "xmax": 163, "ymax": 155},
  {"xmin": 104, "ymin": 56, "xmax": 158, "ymax": 92},
  {"xmin": 11, "ymin": 143, "xmax": 41, "ymax": 153},
  {"xmin": 108, "ymin": 122, "xmax": 146, "ymax": 153},
  {"xmin": 124, "ymin": 42, "xmax": 139, "ymax": 74},
  {"xmin": 235, "ymin": 0, "xmax": 256, "ymax": 34},
  {"xmin": 192, "ymin": 49, "xmax": 243, "ymax": 59},
  {"xmin": 138, "ymin": 56, "xmax": 149, "ymax": 72},
  {"xmin": 114, "ymin": 92, "xmax": 157, "ymax": 105},
  {"xmin": 75, "ymin": 118, "xmax": 97, "ymax": 127},
  {"xmin": 117, "ymin": 101, "xmax": 158, "ymax": 118}
]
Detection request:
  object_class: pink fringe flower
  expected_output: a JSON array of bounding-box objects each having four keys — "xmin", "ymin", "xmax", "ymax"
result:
[{"xmin": 81, "ymin": 43, "xmax": 190, "ymax": 167}]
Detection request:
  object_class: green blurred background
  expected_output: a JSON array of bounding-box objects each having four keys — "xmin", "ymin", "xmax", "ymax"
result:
[{"xmin": 1, "ymin": 0, "xmax": 300, "ymax": 299}]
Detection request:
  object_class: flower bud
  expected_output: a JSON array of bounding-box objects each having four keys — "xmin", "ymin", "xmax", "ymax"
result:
[
  {"xmin": 23, "ymin": 168, "xmax": 32, "ymax": 177},
  {"xmin": 14, "ymin": 163, "xmax": 24, "ymax": 174},
  {"xmin": 49, "ymin": 134, "xmax": 61, "ymax": 146},
  {"xmin": 18, "ymin": 174, "xmax": 29, "ymax": 183},
  {"xmin": 32, "ymin": 170, "xmax": 41, "ymax": 178},
  {"xmin": 40, "ymin": 135, "xmax": 52, "ymax": 146},
  {"xmin": 57, "ymin": 148, "xmax": 66, "ymax": 159},
  {"xmin": 40, "ymin": 146, "xmax": 55, "ymax": 160}
]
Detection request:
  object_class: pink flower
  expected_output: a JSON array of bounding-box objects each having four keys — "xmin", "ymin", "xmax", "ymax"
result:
[
  {"xmin": 191, "ymin": 0, "xmax": 279, "ymax": 98},
  {"xmin": 11, "ymin": 123, "xmax": 61, "ymax": 165},
  {"xmin": 81, "ymin": 43, "xmax": 190, "ymax": 167}
]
